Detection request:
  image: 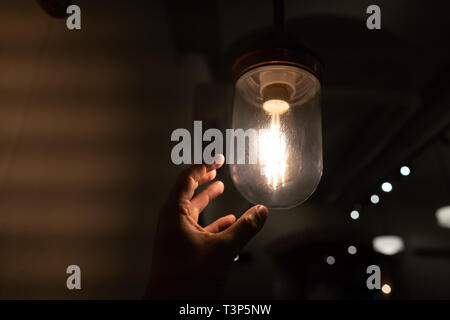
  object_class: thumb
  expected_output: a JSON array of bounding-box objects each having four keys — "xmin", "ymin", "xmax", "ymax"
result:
[{"xmin": 220, "ymin": 205, "xmax": 268, "ymax": 255}]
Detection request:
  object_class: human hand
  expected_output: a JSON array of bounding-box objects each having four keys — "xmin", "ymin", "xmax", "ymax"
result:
[{"xmin": 146, "ymin": 155, "xmax": 269, "ymax": 299}]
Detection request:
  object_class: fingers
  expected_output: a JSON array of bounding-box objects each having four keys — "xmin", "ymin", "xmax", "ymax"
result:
[
  {"xmin": 198, "ymin": 169, "xmax": 216, "ymax": 186},
  {"xmin": 204, "ymin": 214, "xmax": 236, "ymax": 233},
  {"xmin": 174, "ymin": 154, "xmax": 225, "ymax": 202},
  {"xmin": 218, "ymin": 205, "xmax": 268, "ymax": 255},
  {"xmin": 190, "ymin": 181, "xmax": 224, "ymax": 221}
]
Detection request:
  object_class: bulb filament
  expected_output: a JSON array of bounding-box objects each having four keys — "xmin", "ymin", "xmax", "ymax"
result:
[{"xmin": 259, "ymin": 113, "xmax": 288, "ymax": 190}]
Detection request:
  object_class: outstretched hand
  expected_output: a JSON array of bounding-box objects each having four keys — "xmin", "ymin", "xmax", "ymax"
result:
[{"xmin": 146, "ymin": 155, "xmax": 269, "ymax": 299}]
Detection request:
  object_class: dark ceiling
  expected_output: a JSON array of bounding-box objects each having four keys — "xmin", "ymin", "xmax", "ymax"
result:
[{"xmin": 0, "ymin": 0, "xmax": 449, "ymax": 299}]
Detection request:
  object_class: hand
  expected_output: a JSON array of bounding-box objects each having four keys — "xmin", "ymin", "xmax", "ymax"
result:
[{"xmin": 146, "ymin": 155, "xmax": 269, "ymax": 299}]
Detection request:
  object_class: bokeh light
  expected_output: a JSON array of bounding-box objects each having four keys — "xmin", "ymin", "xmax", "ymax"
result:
[
  {"xmin": 381, "ymin": 182, "xmax": 393, "ymax": 192},
  {"xmin": 347, "ymin": 246, "xmax": 357, "ymax": 255},
  {"xmin": 400, "ymin": 166, "xmax": 410, "ymax": 176},
  {"xmin": 350, "ymin": 210, "xmax": 360, "ymax": 220},
  {"xmin": 326, "ymin": 256, "xmax": 335, "ymax": 265},
  {"xmin": 382, "ymin": 284, "xmax": 392, "ymax": 294},
  {"xmin": 373, "ymin": 235, "xmax": 405, "ymax": 255},
  {"xmin": 370, "ymin": 194, "xmax": 380, "ymax": 204}
]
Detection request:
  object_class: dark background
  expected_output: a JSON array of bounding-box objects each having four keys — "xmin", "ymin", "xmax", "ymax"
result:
[{"xmin": 0, "ymin": 0, "xmax": 449, "ymax": 299}]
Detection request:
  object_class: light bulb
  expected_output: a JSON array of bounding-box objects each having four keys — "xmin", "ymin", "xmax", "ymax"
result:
[
  {"xmin": 263, "ymin": 99, "xmax": 290, "ymax": 114},
  {"xmin": 326, "ymin": 256, "xmax": 335, "ymax": 265},
  {"xmin": 230, "ymin": 64, "xmax": 322, "ymax": 209},
  {"xmin": 259, "ymin": 112, "xmax": 288, "ymax": 190}
]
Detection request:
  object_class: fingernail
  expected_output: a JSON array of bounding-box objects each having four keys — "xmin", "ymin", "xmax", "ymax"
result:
[
  {"xmin": 257, "ymin": 205, "xmax": 268, "ymax": 213},
  {"xmin": 214, "ymin": 154, "xmax": 225, "ymax": 165},
  {"xmin": 256, "ymin": 205, "xmax": 268, "ymax": 223}
]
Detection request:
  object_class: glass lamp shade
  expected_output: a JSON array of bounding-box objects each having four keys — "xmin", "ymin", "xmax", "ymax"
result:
[{"xmin": 229, "ymin": 64, "xmax": 322, "ymax": 209}]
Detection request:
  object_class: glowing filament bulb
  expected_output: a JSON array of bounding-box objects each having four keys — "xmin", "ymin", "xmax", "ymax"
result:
[
  {"xmin": 230, "ymin": 65, "xmax": 323, "ymax": 209},
  {"xmin": 259, "ymin": 112, "xmax": 288, "ymax": 190}
]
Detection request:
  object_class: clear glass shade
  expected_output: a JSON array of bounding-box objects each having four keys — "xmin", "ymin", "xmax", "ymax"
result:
[{"xmin": 230, "ymin": 65, "xmax": 322, "ymax": 209}]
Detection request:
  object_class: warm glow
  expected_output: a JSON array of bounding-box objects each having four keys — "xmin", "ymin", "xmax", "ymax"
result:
[
  {"xmin": 259, "ymin": 113, "xmax": 288, "ymax": 190},
  {"xmin": 263, "ymin": 99, "xmax": 290, "ymax": 114},
  {"xmin": 382, "ymin": 284, "xmax": 392, "ymax": 294}
]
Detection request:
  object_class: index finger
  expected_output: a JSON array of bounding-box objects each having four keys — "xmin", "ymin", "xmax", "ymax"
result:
[{"xmin": 174, "ymin": 154, "xmax": 225, "ymax": 202}]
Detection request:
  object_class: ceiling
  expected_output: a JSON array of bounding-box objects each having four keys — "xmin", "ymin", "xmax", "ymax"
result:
[{"xmin": 0, "ymin": 0, "xmax": 449, "ymax": 299}]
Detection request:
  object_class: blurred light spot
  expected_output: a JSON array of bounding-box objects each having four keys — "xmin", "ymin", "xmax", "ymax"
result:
[
  {"xmin": 348, "ymin": 245, "xmax": 357, "ymax": 255},
  {"xmin": 436, "ymin": 205, "xmax": 450, "ymax": 228},
  {"xmin": 382, "ymin": 284, "xmax": 391, "ymax": 294},
  {"xmin": 400, "ymin": 166, "xmax": 410, "ymax": 176},
  {"xmin": 370, "ymin": 194, "xmax": 380, "ymax": 204},
  {"xmin": 381, "ymin": 182, "xmax": 393, "ymax": 192},
  {"xmin": 350, "ymin": 210, "xmax": 360, "ymax": 220},
  {"xmin": 373, "ymin": 235, "xmax": 404, "ymax": 255},
  {"xmin": 234, "ymin": 255, "xmax": 239, "ymax": 262},
  {"xmin": 326, "ymin": 256, "xmax": 335, "ymax": 265}
]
